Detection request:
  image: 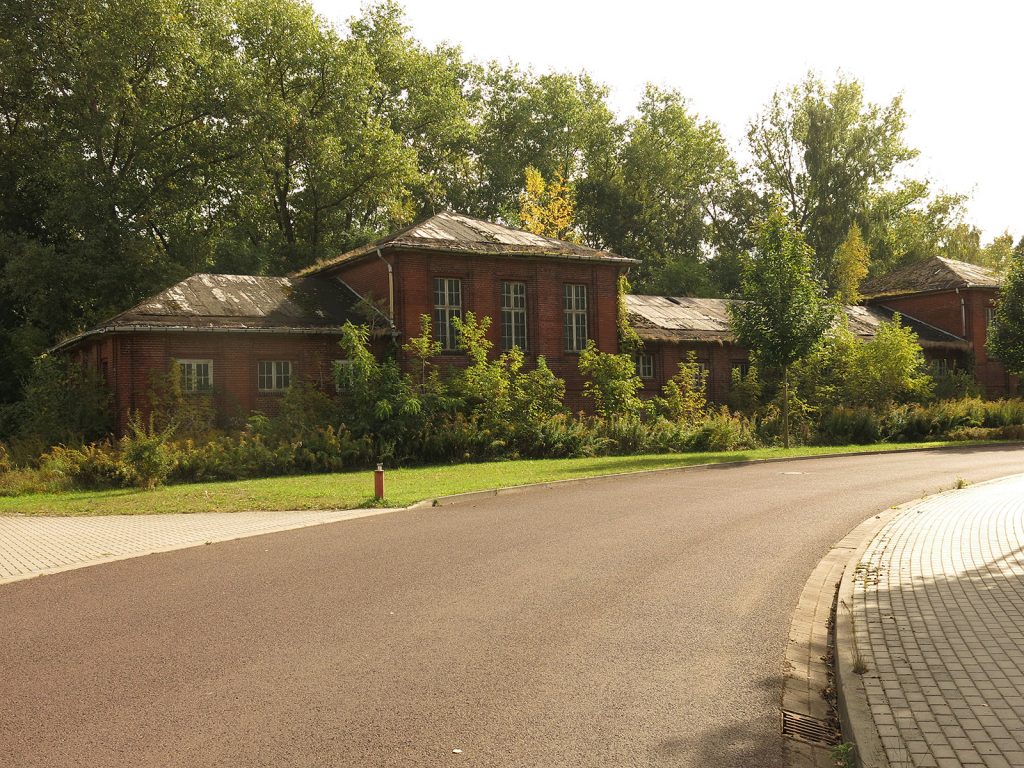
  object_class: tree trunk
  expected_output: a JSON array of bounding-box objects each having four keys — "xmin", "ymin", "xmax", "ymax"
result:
[{"xmin": 782, "ymin": 365, "xmax": 790, "ymax": 449}]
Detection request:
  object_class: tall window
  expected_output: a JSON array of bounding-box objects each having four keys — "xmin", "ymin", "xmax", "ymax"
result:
[
  {"xmin": 501, "ymin": 281, "xmax": 528, "ymax": 351},
  {"xmin": 986, "ymin": 307, "xmax": 998, "ymax": 327},
  {"xmin": 258, "ymin": 361, "xmax": 292, "ymax": 392},
  {"xmin": 178, "ymin": 359, "xmax": 212, "ymax": 393},
  {"xmin": 564, "ymin": 284, "xmax": 588, "ymax": 352},
  {"xmin": 635, "ymin": 353, "xmax": 654, "ymax": 380},
  {"xmin": 434, "ymin": 277, "xmax": 462, "ymax": 351}
]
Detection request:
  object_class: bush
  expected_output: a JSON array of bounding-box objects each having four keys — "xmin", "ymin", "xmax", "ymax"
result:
[
  {"xmin": 11, "ymin": 355, "xmax": 112, "ymax": 447},
  {"xmin": 947, "ymin": 424, "xmax": 1024, "ymax": 442},
  {"xmin": 817, "ymin": 407, "xmax": 880, "ymax": 445},
  {"xmin": 40, "ymin": 443, "xmax": 126, "ymax": 489},
  {"xmin": 933, "ymin": 369, "xmax": 981, "ymax": 400},
  {"xmin": 686, "ymin": 409, "xmax": 759, "ymax": 452},
  {"xmin": 578, "ymin": 340, "xmax": 644, "ymax": 418},
  {"xmin": 119, "ymin": 414, "xmax": 176, "ymax": 489}
]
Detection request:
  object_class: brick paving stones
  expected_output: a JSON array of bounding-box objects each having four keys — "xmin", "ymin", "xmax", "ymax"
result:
[
  {"xmin": 0, "ymin": 507, "xmax": 396, "ymax": 584},
  {"xmin": 852, "ymin": 475, "xmax": 1024, "ymax": 767}
]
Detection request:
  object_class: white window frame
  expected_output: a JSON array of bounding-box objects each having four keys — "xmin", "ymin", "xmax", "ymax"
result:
[
  {"xmin": 986, "ymin": 306, "xmax": 998, "ymax": 327},
  {"xmin": 501, "ymin": 281, "xmax": 528, "ymax": 352},
  {"xmin": 177, "ymin": 359, "xmax": 212, "ymax": 393},
  {"xmin": 564, "ymin": 284, "xmax": 588, "ymax": 352},
  {"xmin": 636, "ymin": 353, "xmax": 654, "ymax": 380},
  {"xmin": 258, "ymin": 360, "xmax": 293, "ymax": 392},
  {"xmin": 433, "ymin": 277, "xmax": 463, "ymax": 351}
]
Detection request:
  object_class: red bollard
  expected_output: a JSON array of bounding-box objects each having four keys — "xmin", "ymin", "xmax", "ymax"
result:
[{"xmin": 374, "ymin": 463, "xmax": 385, "ymax": 500}]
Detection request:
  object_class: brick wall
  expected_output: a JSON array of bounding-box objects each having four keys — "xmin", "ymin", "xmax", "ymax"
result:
[
  {"xmin": 637, "ymin": 339, "xmax": 748, "ymax": 405},
  {"xmin": 871, "ymin": 288, "xmax": 1018, "ymax": 397},
  {"xmin": 76, "ymin": 331, "xmax": 347, "ymax": 433},
  {"xmin": 326, "ymin": 249, "xmax": 626, "ymax": 407}
]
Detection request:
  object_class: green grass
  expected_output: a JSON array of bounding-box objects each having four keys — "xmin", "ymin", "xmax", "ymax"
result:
[{"xmin": 0, "ymin": 440, "xmax": 992, "ymax": 517}]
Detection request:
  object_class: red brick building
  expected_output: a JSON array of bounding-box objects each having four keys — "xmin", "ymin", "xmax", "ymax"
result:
[
  {"xmin": 55, "ymin": 213, "xmax": 636, "ymax": 429},
  {"xmin": 625, "ymin": 296, "xmax": 974, "ymax": 403},
  {"xmin": 55, "ymin": 215, "xmax": 1015, "ymax": 432},
  {"xmin": 860, "ymin": 256, "xmax": 1017, "ymax": 397}
]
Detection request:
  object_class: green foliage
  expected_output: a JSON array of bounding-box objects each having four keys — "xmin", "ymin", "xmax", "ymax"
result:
[
  {"xmin": 616, "ymin": 275, "xmax": 642, "ymax": 355},
  {"xmin": 988, "ymin": 253, "xmax": 1024, "ymax": 376},
  {"xmin": 833, "ymin": 224, "xmax": 869, "ymax": 304},
  {"xmin": 656, "ymin": 353, "xmax": 708, "ymax": 425},
  {"xmin": 577, "ymin": 340, "xmax": 644, "ymax": 418},
  {"xmin": 119, "ymin": 413, "xmax": 177, "ymax": 489},
  {"xmin": 730, "ymin": 209, "xmax": 836, "ymax": 446},
  {"xmin": 748, "ymin": 74, "xmax": 917, "ymax": 288},
  {"xmin": 581, "ymin": 86, "xmax": 742, "ymax": 296},
  {"xmin": 933, "ymin": 368, "xmax": 982, "ymax": 400},
  {"xmin": 794, "ymin": 315, "xmax": 933, "ymax": 409},
  {"xmin": 727, "ymin": 365, "xmax": 763, "ymax": 414},
  {"xmin": 10, "ymin": 355, "xmax": 112, "ymax": 447},
  {"xmin": 859, "ymin": 315, "xmax": 934, "ymax": 404},
  {"xmin": 731, "ymin": 210, "xmax": 836, "ymax": 370},
  {"xmin": 146, "ymin": 363, "xmax": 217, "ymax": 439}
]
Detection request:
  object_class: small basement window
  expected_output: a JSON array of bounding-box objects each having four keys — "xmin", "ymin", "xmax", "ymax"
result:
[
  {"xmin": 258, "ymin": 361, "xmax": 292, "ymax": 392},
  {"xmin": 178, "ymin": 359, "xmax": 212, "ymax": 393}
]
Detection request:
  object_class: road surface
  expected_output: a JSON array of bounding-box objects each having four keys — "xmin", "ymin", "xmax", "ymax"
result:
[{"xmin": 2, "ymin": 445, "xmax": 1022, "ymax": 767}]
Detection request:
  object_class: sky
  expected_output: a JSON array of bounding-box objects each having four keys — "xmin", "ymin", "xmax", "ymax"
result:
[{"xmin": 311, "ymin": 0, "xmax": 1022, "ymax": 243}]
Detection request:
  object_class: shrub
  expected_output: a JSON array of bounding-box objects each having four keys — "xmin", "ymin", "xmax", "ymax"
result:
[
  {"xmin": 686, "ymin": 409, "xmax": 759, "ymax": 452},
  {"xmin": 40, "ymin": 443, "xmax": 126, "ymax": 489},
  {"xmin": 657, "ymin": 352, "xmax": 708, "ymax": 425},
  {"xmin": 947, "ymin": 424, "xmax": 1024, "ymax": 441},
  {"xmin": 578, "ymin": 340, "xmax": 644, "ymax": 418},
  {"xmin": 817, "ymin": 407, "xmax": 880, "ymax": 445},
  {"xmin": 12, "ymin": 355, "xmax": 112, "ymax": 447},
  {"xmin": 933, "ymin": 369, "xmax": 981, "ymax": 400},
  {"xmin": 146, "ymin": 363, "xmax": 217, "ymax": 439},
  {"xmin": 119, "ymin": 413, "xmax": 176, "ymax": 489}
]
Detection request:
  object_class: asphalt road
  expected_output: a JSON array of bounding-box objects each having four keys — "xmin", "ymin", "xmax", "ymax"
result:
[{"xmin": 2, "ymin": 446, "xmax": 1023, "ymax": 768}]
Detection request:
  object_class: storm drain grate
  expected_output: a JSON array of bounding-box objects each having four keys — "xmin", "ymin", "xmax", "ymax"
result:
[{"xmin": 781, "ymin": 710, "xmax": 840, "ymax": 747}]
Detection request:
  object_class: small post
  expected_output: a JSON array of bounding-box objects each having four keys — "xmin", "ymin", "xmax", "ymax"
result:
[{"xmin": 374, "ymin": 462, "xmax": 385, "ymax": 501}]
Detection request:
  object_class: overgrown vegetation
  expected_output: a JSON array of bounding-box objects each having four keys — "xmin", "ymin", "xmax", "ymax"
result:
[{"xmin": 2, "ymin": 311, "xmax": 1024, "ymax": 499}]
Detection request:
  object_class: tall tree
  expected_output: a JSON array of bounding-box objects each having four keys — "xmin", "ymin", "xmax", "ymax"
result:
[
  {"xmin": 1, "ymin": 0, "xmax": 241, "ymax": 401},
  {"xmin": 348, "ymin": 1, "xmax": 480, "ymax": 215},
  {"xmin": 579, "ymin": 86, "xmax": 742, "ymax": 296},
  {"xmin": 748, "ymin": 74, "xmax": 917, "ymax": 289},
  {"xmin": 227, "ymin": 0, "xmax": 417, "ymax": 274},
  {"xmin": 729, "ymin": 209, "xmax": 836, "ymax": 447},
  {"xmin": 472, "ymin": 66, "xmax": 619, "ymax": 220},
  {"xmin": 987, "ymin": 253, "xmax": 1024, "ymax": 377}
]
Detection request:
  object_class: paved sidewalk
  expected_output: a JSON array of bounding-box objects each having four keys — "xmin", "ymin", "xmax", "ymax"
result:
[
  {"xmin": 851, "ymin": 474, "xmax": 1024, "ymax": 768},
  {"xmin": 0, "ymin": 507, "xmax": 397, "ymax": 584}
]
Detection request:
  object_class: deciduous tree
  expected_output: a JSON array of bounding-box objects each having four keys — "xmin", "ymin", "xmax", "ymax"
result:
[
  {"xmin": 729, "ymin": 210, "xmax": 836, "ymax": 446},
  {"xmin": 988, "ymin": 254, "xmax": 1024, "ymax": 377}
]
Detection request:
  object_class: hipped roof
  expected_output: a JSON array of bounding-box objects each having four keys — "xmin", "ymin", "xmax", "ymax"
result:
[
  {"xmin": 297, "ymin": 211, "xmax": 637, "ymax": 276},
  {"xmin": 861, "ymin": 256, "xmax": 999, "ymax": 298},
  {"xmin": 625, "ymin": 295, "xmax": 970, "ymax": 350},
  {"xmin": 52, "ymin": 274, "xmax": 386, "ymax": 352}
]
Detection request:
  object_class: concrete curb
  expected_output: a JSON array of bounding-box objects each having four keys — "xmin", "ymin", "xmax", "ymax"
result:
[
  {"xmin": 414, "ymin": 442, "xmax": 1010, "ymax": 510},
  {"xmin": 834, "ymin": 510, "xmax": 901, "ymax": 768}
]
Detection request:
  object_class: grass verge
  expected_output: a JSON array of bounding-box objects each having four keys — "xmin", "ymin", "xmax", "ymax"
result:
[{"xmin": 0, "ymin": 440, "xmax": 1000, "ymax": 517}]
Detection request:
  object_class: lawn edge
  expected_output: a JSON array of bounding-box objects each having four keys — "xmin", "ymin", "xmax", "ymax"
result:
[{"xmin": 412, "ymin": 442, "xmax": 1008, "ymax": 510}]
